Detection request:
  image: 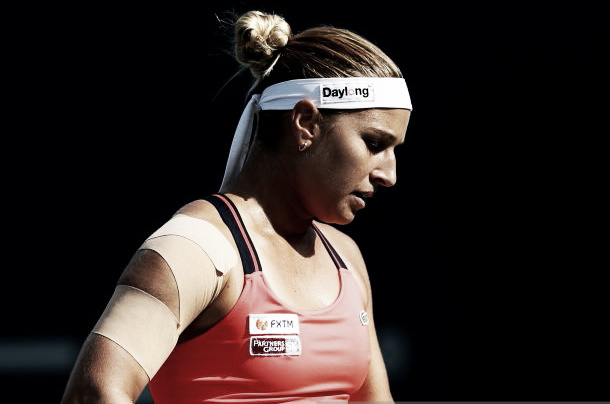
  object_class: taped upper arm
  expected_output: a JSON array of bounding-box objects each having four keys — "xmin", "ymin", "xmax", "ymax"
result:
[
  {"xmin": 91, "ymin": 214, "xmax": 238, "ymax": 380},
  {"xmin": 139, "ymin": 213, "xmax": 238, "ymax": 327},
  {"xmin": 145, "ymin": 214, "xmax": 237, "ymax": 275}
]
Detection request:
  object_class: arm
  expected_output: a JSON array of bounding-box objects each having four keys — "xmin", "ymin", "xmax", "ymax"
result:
[
  {"xmin": 60, "ymin": 250, "xmax": 176, "ymax": 404},
  {"xmin": 61, "ymin": 208, "xmax": 236, "ymax": 404},
  {"xmin": 60, "ymin": 332, "xmax": 150, "ymax": 404}
]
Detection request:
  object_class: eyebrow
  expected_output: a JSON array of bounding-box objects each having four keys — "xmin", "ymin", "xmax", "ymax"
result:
[{"xmin": 367, "ymin": 128, "xmax": 404, "ymax": 145}]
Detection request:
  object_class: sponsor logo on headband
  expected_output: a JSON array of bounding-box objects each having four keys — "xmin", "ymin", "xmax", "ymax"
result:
[{"xmin": 320, "ymin": 83, "xmax": 375, "ymax": 105}]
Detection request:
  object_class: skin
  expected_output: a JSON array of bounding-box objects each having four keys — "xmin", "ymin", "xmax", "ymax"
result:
[
  {"xmin": 292, "ymin": 102, "xmax": 408, "ymax": 226},
  {"xmin": 60, "ymin": 99, "xmax": 410, "ymax": 404}
]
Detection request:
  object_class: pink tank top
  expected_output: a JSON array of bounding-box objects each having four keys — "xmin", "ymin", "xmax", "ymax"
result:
[{"xmin": 148, "ymin": 194, "xmax": 371, "ymax": 403}]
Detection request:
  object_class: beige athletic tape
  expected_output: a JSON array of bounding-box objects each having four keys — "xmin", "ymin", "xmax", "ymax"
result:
[
  {"xmin": 140, "ymin": 235, "xmax": 227, "ymax": 329},
  {"xmin": 146, "ymin": 214, "xmax": 237, "ymax": 275},
  {"xmin": 93, "ymin": 284, "xmax": 179, "ymax": 380},
  {"xmin": 91, "ymin": 215, "xmax": 237, "ymax": 379},
  {"xmin": 139, "ymin": 214, "xmax": 237, "ymax": 327}
]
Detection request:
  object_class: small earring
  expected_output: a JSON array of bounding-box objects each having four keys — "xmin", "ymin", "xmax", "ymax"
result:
[{"xmin": 298, "ymin": 142, "xmax": 308, "ymax": 152}]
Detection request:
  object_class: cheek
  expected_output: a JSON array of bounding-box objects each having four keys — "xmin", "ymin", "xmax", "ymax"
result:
[{"xmin": 317, "ymin": 146, "xmax": 368, "ymax": 188}]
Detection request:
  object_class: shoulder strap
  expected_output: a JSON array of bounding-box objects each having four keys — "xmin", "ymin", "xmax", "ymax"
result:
[
  {"xmin": 312, "ymin": 223, "xmax": 348, "ymax": 270},
  {"xmin": 203, "ymin": 194, "xmax": 261, "ymax": 274}
]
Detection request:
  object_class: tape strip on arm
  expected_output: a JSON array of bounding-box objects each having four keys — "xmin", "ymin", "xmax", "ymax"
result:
[
  {"xmin": 146, "ymin": 214, "xmax": 236, "ymax": 275},
  {"xmin": 93, "ymin": 284, "xmax": 180, "ymax": 380},
  {"xmin": 139, "ymin": 214, "xmax": 238, "ymax": 328},
  {"xmin": 91, "ymin": 214, "xmax": 237, "ymax": 380}
]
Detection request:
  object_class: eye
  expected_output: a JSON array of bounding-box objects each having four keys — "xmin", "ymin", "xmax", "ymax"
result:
[{"xmin": 364, "ymin": 136, "xmax": 385, "ymax": 153}]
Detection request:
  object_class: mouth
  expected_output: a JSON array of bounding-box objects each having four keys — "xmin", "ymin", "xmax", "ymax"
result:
[
  {"xmin": 352, "ymin": 190, "xmax": 375, "ymax": 199},
  {"xmin": 351, "ymin": 191, "xmax": 374, "ymax": 208}
]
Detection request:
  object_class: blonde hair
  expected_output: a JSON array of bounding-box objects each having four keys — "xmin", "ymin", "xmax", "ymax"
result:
[
  {"xmin": 233, "ymin": 10, "xmax": 403, "ymax": 95},
  {"xmin": 234, "ymin": 11, "xmax": 292, "ymax": 80}
]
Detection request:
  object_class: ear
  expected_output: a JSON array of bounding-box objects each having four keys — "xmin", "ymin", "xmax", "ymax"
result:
[{"xmin": 290, "ymin": 99, "xmax": 320, "ymax": 148}]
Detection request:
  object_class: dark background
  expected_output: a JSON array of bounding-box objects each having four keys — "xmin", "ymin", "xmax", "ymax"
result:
[{"xmin": 3, "ymin": 1, "xmax": 607, "ymax": 402}]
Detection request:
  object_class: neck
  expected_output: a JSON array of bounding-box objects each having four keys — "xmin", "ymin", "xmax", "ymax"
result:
[{"xmin": 221, "ymin": 152, "xmax": 314, "ymax": 239}]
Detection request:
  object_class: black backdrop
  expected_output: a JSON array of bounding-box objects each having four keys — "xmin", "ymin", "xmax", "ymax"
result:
[{"xmin": 4, "ymin": 1, "xmax": 608, "ymax": 402}]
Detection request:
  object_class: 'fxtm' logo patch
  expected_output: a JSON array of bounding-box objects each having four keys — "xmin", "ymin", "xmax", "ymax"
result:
[
  {"xmin": 249, "ymin": 313, "xmax": 300, "ymax": 335},
  {"xmin": 320, "ymin": 83, "xmax": 374, "ymax": 105}
]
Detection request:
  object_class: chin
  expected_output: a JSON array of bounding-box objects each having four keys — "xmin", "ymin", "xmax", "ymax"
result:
[
  {"xmin": 311, "ymin": 198, "xmax": 358, "ymax": 225},
  {"xmin": 337, "ymin": 217, "xmax": 356, "ymax": 226},
  {"xmin": 318, "ymin": 211, "xmax": 356, "ymax": 226}
]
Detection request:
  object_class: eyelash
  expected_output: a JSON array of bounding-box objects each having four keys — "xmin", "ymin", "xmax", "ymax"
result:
[{"xmin": 364, "ymin": 138, "xmax": 385, "ymax": 153}]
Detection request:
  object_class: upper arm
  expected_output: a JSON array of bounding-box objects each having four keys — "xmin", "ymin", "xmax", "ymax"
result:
[
  {"xmin": 62, "ymin": 208, "xmax": 235, "ymax": 403},
  {"xmin": 61, "ymin": 332, "xmax": 150, "ymax": 404},
  {"xmin": 61, "ymin": 249, "xmax": 178, "ymax": 404}
]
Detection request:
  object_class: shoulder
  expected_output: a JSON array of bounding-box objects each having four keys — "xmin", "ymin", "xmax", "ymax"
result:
[
  {"xmin": 171, "ymin": 198, "xmax": 235, "ymax": 241},
  {"xmin": 123, "ymin": 196, "xmax": 232, "ymax": 293},
  {"xmin": 121, "ymin": 197, "xmax": 242, "ymax": 325},
  {"xmin": 175, "ymin": 198, "xmax": 223, "ymax": 224},
  {"xmin": 118, "ymin": 198, "xmax": 223, "ymax": 299}
]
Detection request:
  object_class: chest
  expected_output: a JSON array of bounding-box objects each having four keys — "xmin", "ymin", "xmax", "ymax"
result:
[
  {"xmin": 252, "ymin": 234, "xmax": 342, "ymax": 311},
  {"xmin": 151, "ymin": 271, "xmax": 371, "ymax": 403}
]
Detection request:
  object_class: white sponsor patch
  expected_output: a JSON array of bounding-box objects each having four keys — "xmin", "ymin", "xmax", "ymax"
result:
[
  {"xmin": 249, "ymin": 313, "xmax": 300, "ymax": 335},
  {"xmin": 249, "ymin": 335, "xmax": 302, "ymax": 356},
  {"xmin": 319, "ymin": 83, "xmax": 375, "ymax": 105},
  {"xmin": 359, "ymin": 310, "xmax": 369, "ymax": 326}
]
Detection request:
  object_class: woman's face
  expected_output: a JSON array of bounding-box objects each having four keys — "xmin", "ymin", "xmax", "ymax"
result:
[{"xmin": 298, "ymin": 108, "xmax": 411, "ymax": 224}]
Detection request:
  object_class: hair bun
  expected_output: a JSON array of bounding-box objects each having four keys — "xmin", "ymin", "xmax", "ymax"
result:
[{"xmin": 234, "ymin": 11, "xmax": 292, "ymax": 78}]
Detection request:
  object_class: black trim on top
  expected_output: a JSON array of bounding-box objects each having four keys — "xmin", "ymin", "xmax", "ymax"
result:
[
  {"xmin": 203, "ymin": 194, "xmax": 260, "ymax": 274},
  {"xmin": 203, "ymin": 194, "xmax": 348, "ymax": 273},
  {"xmin": 312, "ymin": 223, "xmax": 348, "ymax": 270}
]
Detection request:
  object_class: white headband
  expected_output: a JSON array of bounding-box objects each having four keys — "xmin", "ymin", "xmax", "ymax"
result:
[{"xmin": 220, "ymin": 77, "xmax": 412, "ymax": 190}]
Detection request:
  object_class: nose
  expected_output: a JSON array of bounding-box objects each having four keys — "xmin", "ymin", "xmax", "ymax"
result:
[{"xmin": 371, "ymin": 150, "xmax": 397, "ymax": 187}]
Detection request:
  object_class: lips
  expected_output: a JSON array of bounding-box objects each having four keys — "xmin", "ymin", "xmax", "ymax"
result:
[
  {"xmin": 352, "ymin": 190, "xmax": 374, "ymax": 199},
  {"xmin": 351, "ymin": 191, "xmax": 374, "ymax": 209}
]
